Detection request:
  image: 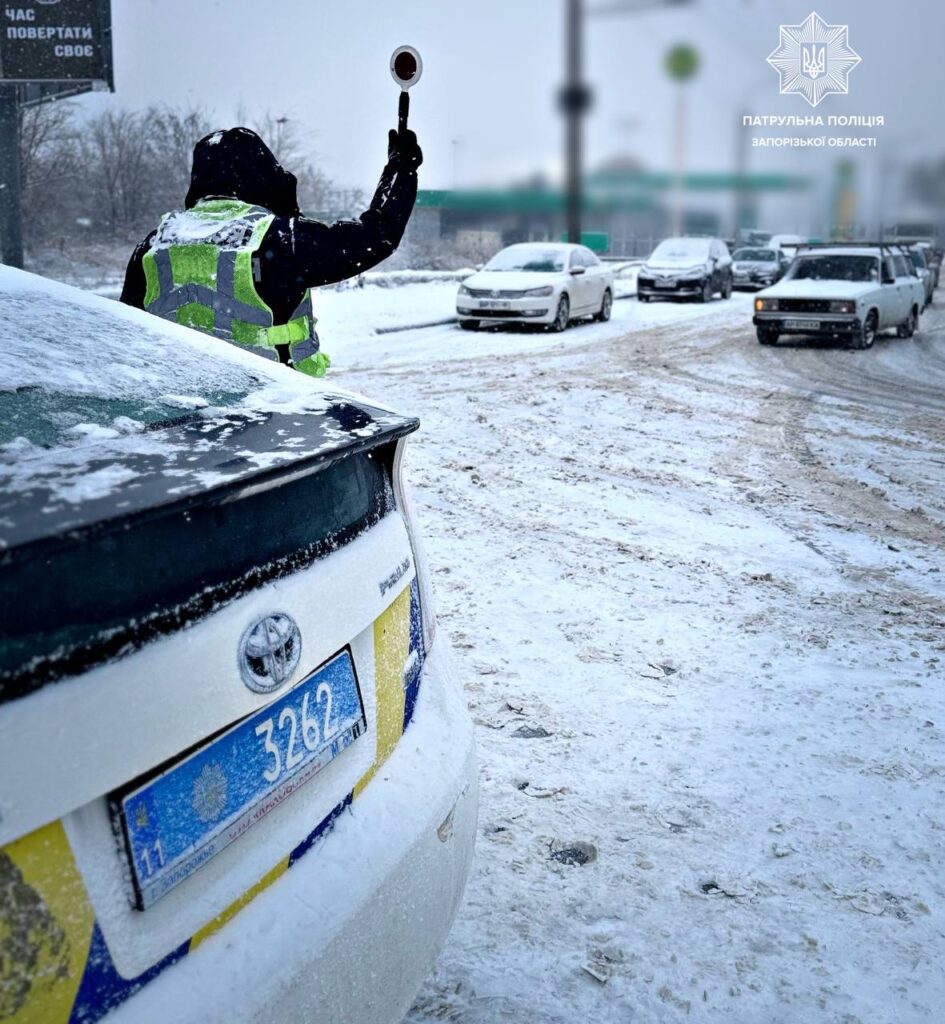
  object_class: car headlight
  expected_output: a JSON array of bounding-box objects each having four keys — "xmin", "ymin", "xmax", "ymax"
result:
[
  {"xmin": 756, "ymin": 298, "xmax": 779, "ymax": 312},
  {"xmin": 523, "ymin": 286, "xmax": 554, "ymax": 297},
  {"xmin": 828, "ymin": 300, "xmax": 855, "ymax": 314},
  {"xmin": 458, "ymin": 284, "xmax": 472, "ymax": 296}
]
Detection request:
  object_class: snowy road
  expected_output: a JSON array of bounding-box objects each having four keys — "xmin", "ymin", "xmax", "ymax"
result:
[{"xmin": 328, "ymin": 286, "xmax": 945, "ymax": 1024}]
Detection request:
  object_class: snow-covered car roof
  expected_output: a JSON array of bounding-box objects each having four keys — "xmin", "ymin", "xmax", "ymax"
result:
[
  {"xmin": 795, "ymin": 246, "xmax": 883, "ymax": 257},
  {"xmin": 499, "ymin": 242, "xmax": 584, "ymax": 251},
  {"xmin": 0, "ymin": 268, "xmax": 417, "ymax": 553}
]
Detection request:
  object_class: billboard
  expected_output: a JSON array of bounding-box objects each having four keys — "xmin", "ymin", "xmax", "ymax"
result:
[{"xmin": 0, "ymin": 0, "xmax": 112, "ymax": 85}]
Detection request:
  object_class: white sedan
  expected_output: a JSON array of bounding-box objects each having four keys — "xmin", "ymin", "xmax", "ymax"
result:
[
  {"xmin": 456, "ymin": 242, "xmax": 614, "ymax": 331},
  {"xmin": 0, "ymin": 268, "xmax": 477, "ymax": 1024}
]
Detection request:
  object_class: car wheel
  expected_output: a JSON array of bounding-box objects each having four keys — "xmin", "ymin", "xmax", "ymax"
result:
[
  {"xmin": 459, "ymin": 319, "xmax": 480, "ymax": 331},
  {"xmin": 596, "ymin": 289, "xmax": 613, "ymax": 322},
  {"xmin": 722, "ymin": 276, "xmax": 733, "ymax": 299},
  {"xmin": 699, "ymin": 279, "xmax": 712, "ymax": 303},
  {"xmin": 551, "ymin": 294, "xmax": 570, "ymax": 332},
  {"xmin": 757, "ymin": 327, "xmax": 779, "ymax": 346},
  {"xmin": 897, "ymin": 307, "xmax": 918, "ymax": 338},
  {"xmin": 638, "ymin": 294, "xmax": 651, "ymax": 303},
  {"xmin": 853, "ymin": 311, "xmax": 877, "ymax": 349}
]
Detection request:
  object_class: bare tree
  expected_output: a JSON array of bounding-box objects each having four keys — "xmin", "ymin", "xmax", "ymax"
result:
[
  {"xmin": 79, "ymin": 109, "xmax": 157, "ymax": 236},
  {"xmin": 148, "ymin": 105, "xmax": 214, "ymax": 212},
  {"xmin": 18, "ymin": 100, "xmax": 80, "ymax": 242}
]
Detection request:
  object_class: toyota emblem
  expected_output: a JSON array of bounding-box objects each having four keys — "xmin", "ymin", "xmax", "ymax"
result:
[{"xmin": 238, "ymin": 613, "xmax": 302, "ymax": 693}]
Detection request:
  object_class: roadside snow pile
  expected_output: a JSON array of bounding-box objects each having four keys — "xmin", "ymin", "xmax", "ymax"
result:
[
  {"xmin": 315, "ymin": 279, "xmax": 461, "ymax": 338},
  {"xmin": 332, "ymin": 268, "xmax": 477, "ymax": 289}
]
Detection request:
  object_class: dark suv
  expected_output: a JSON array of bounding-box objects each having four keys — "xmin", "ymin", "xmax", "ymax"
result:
[{"xmin": 638, "ymin": 237, "xmax": 734, "ymax": 303}]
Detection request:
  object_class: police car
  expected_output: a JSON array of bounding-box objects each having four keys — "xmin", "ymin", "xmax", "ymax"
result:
[{"xmin": 0, "ymin": 268, "xmax": 477, "ymax": 1024}]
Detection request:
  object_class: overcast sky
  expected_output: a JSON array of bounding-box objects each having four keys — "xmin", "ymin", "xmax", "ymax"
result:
[{"xmin": 84, "ymin": 0, "xmax": 943, "ymax": 201}]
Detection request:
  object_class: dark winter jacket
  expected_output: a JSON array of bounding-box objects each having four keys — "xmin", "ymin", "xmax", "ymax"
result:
[{"xmin": 120, "ymin": 126, "xmax": 420, "ymax": 325}]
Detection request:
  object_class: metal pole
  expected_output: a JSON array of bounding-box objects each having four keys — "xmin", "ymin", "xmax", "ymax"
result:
[
  {"xmin": 0, "ymin": 85, "xmax": 24, "ymax": 269},
  {"xmin": 734, "ymin": 108, "xmax": 752, "ymax": 238},
  {"xmin": 565, "ymin": 0, "xmax": 583, "ymax": 243},
  {"xmin": 670, "ymin": 86, "xmax": 685, "ymax": 236}
]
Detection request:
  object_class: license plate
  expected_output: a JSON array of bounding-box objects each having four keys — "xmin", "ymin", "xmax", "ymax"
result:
[
  {"xmin": 734, "ymin": 275, "xmax": 748, "ymax": 283},
  {"xmin": 114, "ymin": 650, "xmax": 365, "ymax": 909},
  {"xmin": 479, "ymin": 300, "xmax": 510, "ymax": 309},
  {"xmin": 784, "ymin": 319, "xmax": 819, "ymax": 330},
  {"xmin": 655, "ymin": 281, "xmax": 676, "ymax": 289}
]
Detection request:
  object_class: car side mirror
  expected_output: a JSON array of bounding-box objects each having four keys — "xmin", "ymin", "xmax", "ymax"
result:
[
  {"xmin": 570, "ymin": 266, "xmax": 586, "ymax": 275},
  {"xmin": 882, "ymin": 270, "xmax": 895, "ymax": 284}
]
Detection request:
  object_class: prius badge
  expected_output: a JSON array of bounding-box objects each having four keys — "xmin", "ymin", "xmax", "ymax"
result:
[{"xmin": 239, "ymin": 613, "xmax": 302, "ymax": 693}]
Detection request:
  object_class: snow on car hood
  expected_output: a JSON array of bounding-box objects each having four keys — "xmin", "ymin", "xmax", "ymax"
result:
[
  {"xmin": 463, "ymin": 270, "xmax": 563, "ymax": 291},
  {"xmin": 759, "ymin": 279, "xmax": 879, "ymax": 299},
  {"xmin": 0, "ymin": 267, "xmax": 417, "ymax": 553}
]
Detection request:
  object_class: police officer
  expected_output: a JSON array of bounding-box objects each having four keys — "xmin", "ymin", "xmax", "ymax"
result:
[{"xmin": 120, "ymin": 125, "xmax": 422, "ymax": 376}]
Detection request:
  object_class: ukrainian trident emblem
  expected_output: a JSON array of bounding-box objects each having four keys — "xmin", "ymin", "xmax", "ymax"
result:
[
  {"xmin": 768, "ymin": 12, "xmax": 861, "ymax": 107},
  {"xmin": 801, "ymin": 45, "xmax": 826, "ymax": 80}
]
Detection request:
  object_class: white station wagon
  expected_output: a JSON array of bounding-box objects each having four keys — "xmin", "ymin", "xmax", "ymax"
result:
[
  {"xmin": 753, "ymin": 243, "xmax": 925, "ymax": 349},
  {"xmin": 0, "ymin": 268, "xmax": 477, "ymax": 1024}
]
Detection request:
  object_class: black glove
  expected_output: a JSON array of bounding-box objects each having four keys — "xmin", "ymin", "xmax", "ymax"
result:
[{"xmin": 387, "ymin": 128, "xmax": 423, "ymax": 171}]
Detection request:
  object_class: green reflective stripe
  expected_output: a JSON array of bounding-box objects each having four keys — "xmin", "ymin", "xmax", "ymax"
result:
[
  {"xmin": 266, "ymin": 315, "xmax": 310, "ymax": 346},
  {"xmin": 178, "ymin": 302, "xmax": 214, "ymax": 334},
  {"xmin": 169, "ymin": 243, "xmax": 218, "ymax": 289},
  {"xmin": 294, "ymin": 351, "xmax": 331, "ymax": 378},
  {"xmin": 187, "ymin": 198, "xmax": 266, "ymax": 222}
]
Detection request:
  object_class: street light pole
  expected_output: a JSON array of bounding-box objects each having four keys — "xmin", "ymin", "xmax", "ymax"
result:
[
  {"xmin": 561, "ymin": 0, "xmax": 590, "ymax": 243},
  {"xmin": 560, "ymin": 0, "xmax": 695, "ymax": 245}
]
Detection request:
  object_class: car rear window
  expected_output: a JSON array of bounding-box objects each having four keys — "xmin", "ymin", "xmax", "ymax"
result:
[
  {"xmin": 734, "ymin": 249, "xmax": 775, "ymax": 261},
  {"xmin": 788, "ymin": 255, "xmax": 879, "ymax": 282},
  {"xmin": 0, "ymin": 444, "xmax": 396, "ymax": 699}
]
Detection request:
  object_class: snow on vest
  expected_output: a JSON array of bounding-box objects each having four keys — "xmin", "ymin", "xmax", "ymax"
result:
[{"xmin": 142, "ymin": 198, "xmax": 328, "ymax": 377}]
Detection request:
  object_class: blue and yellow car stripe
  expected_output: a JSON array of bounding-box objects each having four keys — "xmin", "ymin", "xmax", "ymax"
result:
[{"xmin": 1, "ymin": 580, "xmax": 424, "ymax": 1024}]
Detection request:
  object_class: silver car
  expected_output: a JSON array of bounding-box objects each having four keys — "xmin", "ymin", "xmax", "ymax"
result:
[{"xmin": 732, "ymin": 247, "xmax": 790, "ymax": 291}]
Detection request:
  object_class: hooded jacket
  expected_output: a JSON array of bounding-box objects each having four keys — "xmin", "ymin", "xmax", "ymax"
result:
[{"xmin": 121, "ymin": 127, "xmax": 419, "ymax": 326}]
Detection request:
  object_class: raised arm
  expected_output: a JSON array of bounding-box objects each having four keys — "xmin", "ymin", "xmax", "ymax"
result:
[{"xmin": 269, "ymin": 128, "xmax": 422, "ymax": 290}]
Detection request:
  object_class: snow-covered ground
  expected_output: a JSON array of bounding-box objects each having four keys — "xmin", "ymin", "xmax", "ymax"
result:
[{"xmin": 322, "ymin": 282, "xmax": 945, "ymax": 1024}]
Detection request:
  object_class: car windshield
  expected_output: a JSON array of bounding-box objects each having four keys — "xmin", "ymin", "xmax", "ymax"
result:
[
  {"xmin": 484, "ymin": 249, "xmax": 566, "ymax": 273},
  {"xmin": 787, "ymin": 255, "xmax": 879, "ymax": 283},
  {"xmin": 650, "ymin": 239, "xmax": 710, "ymax": 262},
  {"xmin": 734, "ymin": 249, "xmax": 776, "ymax": 262}
]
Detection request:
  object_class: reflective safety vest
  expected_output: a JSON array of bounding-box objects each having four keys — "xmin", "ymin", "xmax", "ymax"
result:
[{"xmin": 141, "ymin": 198, "xmax": 330, "ymax": 377}]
